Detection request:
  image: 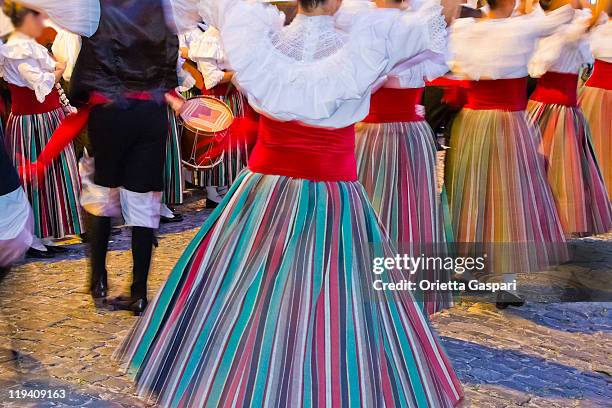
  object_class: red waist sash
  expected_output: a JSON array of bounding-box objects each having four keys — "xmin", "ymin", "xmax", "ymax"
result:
[
  {"xmin": 248, "ymin": 116, "xmax": 357, "ymax": 182},
  {"xmin": 9, "ymin": 85, "xmax": 61, "ymax": 115},
  {"xmin": 586, "ymin": 59, "xmax": 612, "ymax": 90},
  {"xmin": 465, "ymin": 78, "xmax": 528, "ymax": 111},
  {"xmin": 363, "ymin": 88, "xmax": 424, "ymax": 123},
  {"xmin": 530, "ymin": 72, "xmax": 578, "ymax": 107}
]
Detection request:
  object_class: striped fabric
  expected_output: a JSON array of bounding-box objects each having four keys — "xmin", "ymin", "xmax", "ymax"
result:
[
  {"xmin": 580, "ymin": 86, "xmax": 612, "ymax": 201},
  {"xmin": 445, "ymin": 109, "xmax": 568, "ymax": 276},
  {"xmin": 527, "ymin": 100, "xmax": 612, "ymax": 235},
  {"xmin": 196, "ymin": 91, "xmax": 251, "ymax": 188},
  {"xmin": 164, "ymin": 109, "xmax": 184, "ymax": 205},
  {"xmin": 117, "ymin": 170, "xmax": 463, "ymax": 407},
  {"xmin": 355, "ymin": 121, "xmax": 453, "ymax": 315},
  {"xmin": 4, "ymin": 108, "xmax": 83, "ymax": 239}
]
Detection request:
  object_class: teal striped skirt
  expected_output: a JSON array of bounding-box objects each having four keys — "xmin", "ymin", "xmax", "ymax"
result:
[
  {"xmin": 117, "ymin": 170, "xmax": 463, "ymax": 407},
  {"xmin": 4, "ymin": 108, "xmax": 83, "ymax": 239}
]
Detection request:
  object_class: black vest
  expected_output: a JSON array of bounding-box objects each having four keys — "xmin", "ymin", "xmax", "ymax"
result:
[{"xmin": 70, "ymin": 0, "xmax": 179, "ymax": 105}]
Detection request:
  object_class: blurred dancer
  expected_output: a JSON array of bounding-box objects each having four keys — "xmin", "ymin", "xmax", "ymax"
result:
[
  {"xmin": 527, "ymin": 0, "xmax": 612, "ymax": 235},
  {"xmin": 446, "ymin": 0, "xmax": 573, "ymax": 308},
  {"xmin": 579, "ymin": 2, "xmax": 611, "ymax": 199},
  {"xmin": 180, "ymin": 23, "xmax": 257, "ymax": 207},
  {"xmin": 0, "ymin": 2, "xmax": 82, "ymax": 258},
  {"xmin": 117, "ymin": 0, "xmax": 464, "ymax": 406},
  {"xmin": 353, "ymin": 0, "xmax": 452, "ymax": 315}
]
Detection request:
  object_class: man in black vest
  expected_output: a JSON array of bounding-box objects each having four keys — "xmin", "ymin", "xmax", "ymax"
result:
[{"xmin": 69, "ymin": 0, "xmax": 179, "ymax": 315}]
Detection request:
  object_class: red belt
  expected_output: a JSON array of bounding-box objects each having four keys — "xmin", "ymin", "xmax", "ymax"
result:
[
  {"xmin": 427, "ymin": 78, "xmax": 470, "ymax": 109},
  {"xmin": 362, "ymin": 88, "xmax": 424, "ymax": 123},
  {"xmin": 25, "ymin": 90, "xmax": 159, "ymax": 177},
  {"xmin": 530, "ymin": 72, "xmax": 579, "ymax": 107},
  {"xmin": 8, "ymin": 85, "xmax": 61, "ymax": 115},
  {"xmin": 465, "ymin": 78, "xmax": 528, "ymax": 111},
  {"xmin": 248, "ymin": 116, "xmax": 357, "ymax": 182},
  {"xmin": 585, "ymin": 59, "xmax": 612, "ymax": 90}
]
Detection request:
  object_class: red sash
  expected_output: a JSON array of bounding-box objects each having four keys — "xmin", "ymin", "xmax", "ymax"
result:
[
  {"xmin": 465, "ymin": 78, "xmax": 528, "ymax": 111},
  {"xmin": 530, "ymin": 72, "xmax": 578, "ymax": 107},
  {"xmin": 248, "ymin": 116, "xmax": 357, "ymax": 182},
  {"xmin": 363, "ymin": 88, "xmax": 424, "ymax": 123},
  {"xmin": 585, "ymin": 59, "xmax": 612, "ymax": 91},
  {"xmin": 8, "ymin": 85, "xmax": 61, "ymax": 115}
]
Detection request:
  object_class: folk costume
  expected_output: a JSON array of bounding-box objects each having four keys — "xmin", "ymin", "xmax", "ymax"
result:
[
  {"xmin": 65, "ymin": 0, "xmax": 179, "ymax": 312},
  {"xmin": 579, "ymin": 13, "xmax": 612, "ymax": 200},
  {"xmin": 352, "ymin": 0, "xmax": 452, "ymax": 315},
  {"xmin": 527, "ymin": 7, "xmax": 612, "ymax": 235},
  {"xmin": 117, "ymin": 1, "xmax": 463, "ymax": 406},
  {"xmin": 445, "ymin": 6, "xmax": 572, "ymax": 288},
  {"xmin": 0, "ymin": 30, "xmax": 83, "ymax": 242}
]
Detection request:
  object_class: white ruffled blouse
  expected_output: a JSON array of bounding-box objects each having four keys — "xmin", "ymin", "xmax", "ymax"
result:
[
  {"xmin": 529, "ymin": 8, "xmax": 593, "ymax": 77},
  {"xmin": 589, "ymin": 15, "xmax": 612, "ymax": 63},
  {"xmin": 197, "ymin": 0, "xmax": 448, "ymax": 128},
  {"xmin": 450, "ymin": 5, "xmax": 575, "ymax": 80},
  {"xmin": 180, "ymin": 26, "xmax": 228, "ymax": 90},
  {"xmin": 0, "ymin": 32, "xmax": 57, "ymax": 102}
]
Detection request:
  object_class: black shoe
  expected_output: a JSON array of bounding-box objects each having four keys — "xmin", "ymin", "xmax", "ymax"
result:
[
  {"xmin": 26, "ymin": 248, "xmax": 55, "ymax": 259},
  {"xmin": 45, "ymin": 245, "xmax": 68, "ymax": 254},
  {"xmin": 109, "ymin": 296, "xmax": 148, "ymax": 316},
  {"xmin": 91, "ymin": 279, "xmax": 108, "ymax": 300},
  {"xmin": 205, "ymin": 199, "xmax": 219, "ymax": 209},
  {"xmin": 496, "ymin": 291, "xmax": 525, "ymax": 310},
  {"xmin": 160, "ymin": 213, "xmax": 184, "ymax": 223}
]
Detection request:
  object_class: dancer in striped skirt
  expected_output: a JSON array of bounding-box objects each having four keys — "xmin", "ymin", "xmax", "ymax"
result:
[
  {"xmin": 446, "ymin": 0, "xmax": 573, "ymax": 308},
  {"xmin": 527, "ymin": 1, "xmax": 612, "ymax": 235},
  {"xmin": 579, "ymin": 7, "xmax": 612, "ymax": 199},
  {"xmin": 353, "ymin": 0, "xmax": 452, "ymax": 315},
  {"xmin": 118, "ymin": 0, "xmax": 463, "ymax": 406},
  {"xmin": 0, "ymin": 2, "xmax": 82, "ymax": 258},
  {"xmin": 185, "ymin": 24, "xmax": 256, "ymax": 207}
]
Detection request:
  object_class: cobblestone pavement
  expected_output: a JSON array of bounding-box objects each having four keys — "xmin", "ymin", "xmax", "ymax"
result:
[{"xmin": 1, "ymin": 188, "xmax": 611, "ymax": 408}]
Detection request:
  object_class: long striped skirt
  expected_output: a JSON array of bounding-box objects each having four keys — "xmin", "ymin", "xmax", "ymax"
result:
[
  {"xmin": 4, "ymin": 108, "xmax": 83, "ymax": 239},
  {"xmin": 527, "ymin": 100, "xmax": 612, "ymax": 235},
  {"xmin": 117, "ymin": 170, "xmax": 463, "ymax": 407},
  {"xmin": 192, "ymin": 91, "xmax": 252, "ymax": 188},
  {"xmin": 579, "ymin": 86, "xmax": 612, "ymax": 200},
  {"xmin": 445, "ymin": 109, "xmax": 567, "ymax": 277},
  {"xmin": 355, "ymin": 120, "xmax": 452, "ymax": 315},
  {"xmin": 163, "ymin": 109, "xmax": 184, "ymax": 205}
]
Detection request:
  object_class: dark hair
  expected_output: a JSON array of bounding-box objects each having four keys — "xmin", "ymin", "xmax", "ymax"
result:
[
  {"xmin": 486, "ymin": 0, "xmax": 498, "ymax": 9},
  {"xmin": 539, "ymin": 0, "xmax": 552, "ymax": 11},
  {"xmin": 2, "ymin": 1, "xmax": 38, "ymax": 27},
  {"xmin": 297, "ymin": 0, "xmax": 327, "ymax": 11}
]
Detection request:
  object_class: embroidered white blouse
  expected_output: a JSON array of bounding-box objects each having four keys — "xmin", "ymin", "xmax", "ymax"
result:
[
  {"xmin": 450, "ymin": 5, "xmax": 575, "ymax": 80},
  {"xmin": 529, "ymin": 8, "xmax": 593, "ymax": 77},
  {"xmin": 0, "ymin": 32, "xmax": 56, "ymax": 102},
  {"xmin": 194, "ymin": 0, "xmax": 447, "ymax": 128},
  {"xmin": 589, "ymin": 14, "xmax": 612, "ymax": 63}
]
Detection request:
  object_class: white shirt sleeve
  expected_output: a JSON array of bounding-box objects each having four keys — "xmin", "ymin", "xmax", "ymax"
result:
[{"xmin": 17, "ymin": 61, "xmax": 56, "ymax": 102}]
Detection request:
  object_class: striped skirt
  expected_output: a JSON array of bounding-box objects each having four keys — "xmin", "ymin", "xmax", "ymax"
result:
[
  {"xmin": 526, "ymin": 100, "xmax": 612, "ymax": 235},
  {"xmin": 195, "ymin": 91, "xmax": 252, "ymax": 188},
  {"xmin": 163, "ymin": 109, "xmax": 184, "ymax": 205},
  {"xmin": 445, "ymin": 109, "xmax": 567, "ymax": 276},
  {"xmin": 117, "ymin": 170, "xmax": 463, "ymax": 407},
  {"xmin": 355, "ymin": 121, "xmax": 452, "ymax": 315},
  {"xmin": 579, "ymin": 86, "xmax": 612, "ymax": 200},
  {"xmin": 4, "ymin": 109, "xmax": 83, "ymax": 239}
]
